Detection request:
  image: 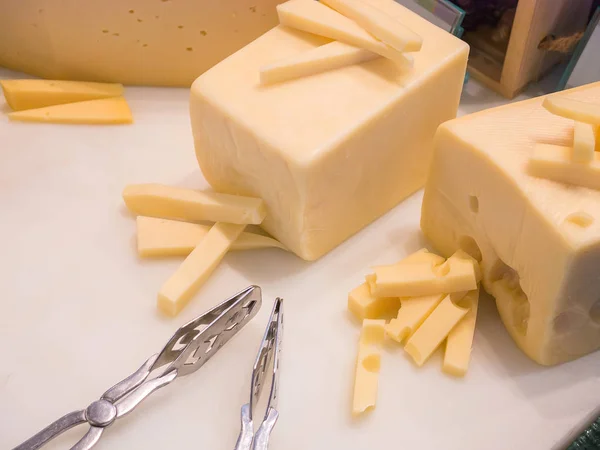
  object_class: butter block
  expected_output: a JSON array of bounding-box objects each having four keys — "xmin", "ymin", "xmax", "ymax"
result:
[
  {"xmin": 443, "ymin": 289, "xmax": 480, "ymax": 377},
  {"xmin": 421, "ymin": 81, "xmax": 600, "ymax": 365},
  {"xmin": 348, "ymin": 282, "xmax": 399, "ymax": 320},
  {"xmin": 352, "ymin": 319, "xmax": 385, "ymax": 415},
  {"xmin": 573, "ymin": 121, "xmax": 597, "ymax": 163},
  {"xmin": 191, "ymin": 3, "xmax": 468, "ymax": 260},
  {"xmin": 543, "ymin": 96, "xmax": 600, "ymax": 125}
]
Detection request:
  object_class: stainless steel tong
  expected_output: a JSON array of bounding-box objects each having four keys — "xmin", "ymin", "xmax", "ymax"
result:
[
  {"xmin": 13, "ymin": 285, "xmax": 263, "ymax": 450},
  {"xmin": 235, "ymin": 297, "xmax": 284, "ymax": 450}
]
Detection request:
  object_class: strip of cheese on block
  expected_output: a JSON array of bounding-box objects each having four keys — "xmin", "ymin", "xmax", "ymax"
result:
[
  {"xmin": 191, "ymin": 5, "xmax": 468, "ymax": 260},
  {"xmin": 443, "ymin": 288, "xmax": 479, "ymax": 377},
  {"xmin": 7, "ymin": 97, "xmax": 132, "ymax": 124},
  {"xmin": 260, "ymin": 41, "xmax": 379, "ymax": 85},
  {"xmin": 0, "ymin": 79, "xmax": 123, "ymax": 111},
  {"xmin": 320, "ymin": 0, "xmax": 422, "ymax": 52},
  {"xmin": 276, "ymin": 0, "xmax": 412, "ymax": 67},
  {"xmin": 348, "ymin": 281, "xmax": 399, "ymax": 320},
  {"xmin": 573, "ymin": 121, "xmax": 598, "ymax": 163},
  {"xmin": 122, "ymin": 184, "xmax": 266, "ymax": 225},
  {"xmin": 528, "ymin": 144, "xmax": 600, "ymax": 190},
  {"xmin": 404, "ymin": 293, "xmax": 469, "ymax": 366},
  {"xmin": 543, "ymin": 96, "xmax": 600, "ymax": 125},
  {"xmin": 352, "ymin": 319, "xmax": 385, "ymax": 415},
  {"xmin": 157, "ymin": 223, "xmax": 245, "ymax": 316},
  {"xmin": 421, "ymin": 81, "xmax": 600, "ymax": 365},
  {"xmin": 136, "ymin": 216, "xmax": 287, "ymax": 257}
]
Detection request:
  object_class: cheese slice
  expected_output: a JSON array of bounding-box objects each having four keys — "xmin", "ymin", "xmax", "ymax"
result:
[
  {"xmin": 7, "ymin": 97, "xmax": 132, "ymax": 124},
  {"xmin": 348, "ymin": 281, "xmax": 399, "ymax": 320},
  {"xmin": 157, "ymin": 222, "xmax": 245, "ymax": 316},
  {"xmin": 276, "ymin": 0, "xmax": 411, "ymax": 67},
  {"xmin": 404, "ymin": 293, "xmax": 469, "ymax": 366},
  {"xmin": 122, "ymin": 184, "xmax": 266, "ymax": 225},
  {"xmin": 528, "ymin": 143, "xmax": 600, "ymax": 190},
  {"xmin": 0, "ymin": 79, "xmax": 124, "ymax": 111},
  {"xmin": 136, "ymin": 216, "xmax": 287, "ymax": 257},
  {"xmin": 352, "ymin": 319, "xmax": 385, "ymax": 415},
  {"xmin": 443, "ymin": 288, "xmax": 479, "ymax": 377},
  {"xmin": 543, "ymin": 96, "xmax": 600, "ymax": 125},
  {"xmin": 573, "ymin": 121, "xmax": 597, "ymax": 163},
  {"xmin": 385, "ymin": 294, "xmax": 445, "ymax": 343},
  {"xmin": 320, "ymin": 0, "xmax": 422, "ymax": 52},
  {"xmin": 260, "ymin": 41, "xmax": 379, "ymax": 85}
]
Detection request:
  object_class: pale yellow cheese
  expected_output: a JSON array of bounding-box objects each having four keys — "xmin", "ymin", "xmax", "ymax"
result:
[
  {"xmin": 276, "ymin": 0, "xmax": 411, "ymax": 67},
  {"xmin": 0, "ymin": 79, "xmax": 124, "ymax": 111},
  {"xmin": 157, "ymin": 223, "xmax": 245, "ymax": 316},
  {"xmin": 348, "ymin": 281, "xmax": 399, "ymax": 320},
  {"xmin": 404, "ymin": 293, "xmax": 468, "ymax": 366},
  {"xmin": 528, "ymin": 143, "xmax": 600, "ymax": 190},
  {"xmin": 320, "ymin": 0, "xmax": 422, "ymax": 52},
  {"xmin": 421, "ymin": 81, "xmax": 600, "ymax": 365},
  {"xmin": 352, "ymin": 319, "xmax": 385, "ymax": 415},
  {"xmin": 122, "ymin": 184, "xmax": 266, "ymax": 225},
  {"xmin": 385, "ymin": 294, "xmax": 445, "ymax": 343},
  {"xmin": 191, "ymin": 9, "xmax": 468, "ymax": 260},
  {"xmin": 7, "ymin": 97, "xmax": 132, "ymax": 124},
  {"xmin": 443, "ymin": 288, "xmax": 480, "ymax": 377},
  {"xmin": 136, "ymin": 216, "xmax": 287, "ymax": 257},
  {"xmin": 573, "ymin": 121, "xmax": 598, "ymax": 163},
  {"xmin": 260, "ymin": 41, "xmax": 379, "ymax": 85},
  {"xmin": 543, "ymin": 96, "xmax": 600, "ymax": 125}
]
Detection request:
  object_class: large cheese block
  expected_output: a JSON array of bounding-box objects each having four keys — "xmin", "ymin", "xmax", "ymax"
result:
[
  {"xmin": 190, "ymin": 0, "xmax": 469, "ymax": 260},
  {"xmin": 0, "ymin": 0, "xmax": 282, "ymax": 86},
  {"xmin": 421, "ymin": 81, "xmax": 600, "ymax": 366}
]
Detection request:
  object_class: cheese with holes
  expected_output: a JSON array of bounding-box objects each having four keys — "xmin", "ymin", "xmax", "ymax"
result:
[
  {"xmin": 386, "ymin": 294, "xmax": 444, "ymax": 343},
  {"xmin": 543, "ymin": 96, "xmax": 600, "ymax": 125},
  {"xmin": 157, "ymin": 222, "xmax": 245, "ymax": 316},
  {"xmin": 421, "ymin": 81, "xmax": 600, "ymax": 365},
  {"xmin": 443, "ymin": 288, "xmax": 479, "ymax": 376},
  {"xmin": 191, "ymin": 1, "xmax": 468, "ymax": 260},
  {"xmin": 352, "ymin": 319, "xmax": 385, "ymax": 415},
  {"xmin": 8, "ymin": 97, "xmax": 132, "ymax": 124},
  {"xmin": 0, "ymin": 79, "xmax": 123, "ymax": 111},
  {"xmin": 0, "ymin": 0, "xmax": 283, "ymax": 87},
  {"xmin": 136, "ymin": 216, "xmax": 287, "ymax": 257},
  {"xmin": 573, "ymin": 121, "xmax": 597, "ymax": 163}
]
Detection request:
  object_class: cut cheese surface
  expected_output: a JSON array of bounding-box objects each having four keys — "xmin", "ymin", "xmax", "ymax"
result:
[
  {"xmin": 573, "ymin": 121, "xmax": 597, "ymax": 163},
  {"xmin": 404, "ymin": 294, "xmax": 468, "ymax": 366},
  {"xmin": 543, "ymin": 96, "xmax": 600, "ymax": 125},
  {"xmin": 136, "ymin": 216, "xmax": 287, "ymax": 257},
  {"xmin": 352, "ymin": 319, "xmax": 385, "ymax": 415},
  {"xmin": 260, "ymin": 41, "xmax": 379, "ymax": 85},
  {"xmin": 385, "ymin": 294, "xmax": 444, "ymax": 343},
  {"xmin": 443, "ymin": 288, "xmax": 479, "ymax": 377},
  {"xmin": 348, "ymin": 281, "xmax": 399, "ymax": 320},
  {"xmin": 122, "ymin": 184, "xmax": 266, "ymax": 225},
  {"xmin": 7, "ymin": 97, "xmax": 132, "ymax": 124},
  {"xmin": 276, "ymin": 0, "xmax": 411, "ymax": 67},
  {"xmin": 528, "ymin": 143, "xmax": 600, "ymax": 190},
  {"xmin": 320, "ymin": 0, "xmax": 422, "ymax": 52},
  {"xmin": 157, "ymin": 222, "xmax": 245, "ymax": 316}
]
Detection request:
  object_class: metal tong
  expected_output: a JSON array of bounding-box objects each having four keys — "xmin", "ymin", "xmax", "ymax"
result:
[
  {"xmin": 235, "ymin": 297, "xmax": 284, "ymax": 450},
  {"xmin": 13, "ymin": 285, "xmax": 263, "ymax": 450}
]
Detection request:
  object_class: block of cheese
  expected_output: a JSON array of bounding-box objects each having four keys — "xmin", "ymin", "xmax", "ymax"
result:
[
  {"xmin": 352, "ymin": 319, "xmax": 385, "ymax": 415},
  {"xmin": 191, "ymin": 3, "xmax": 469, "ymax": 260},
  {"xmin": 528, "ymin": 143, "xmax": 600, "ymax": 190},
  {"xmin": 404, "ymin": 293, "xmax": 469, "ymax": 366},
  {"xmin": 320, "ymin": 0, "xmax": 422, "ymax": 52},
  {"xmin": 348, "ymin": 281, "xmax": 399, "ymax": 320},
  {"xmin": 573, "ymin": 121, "xmax": 597, "ymax": 163},
  {"xmin": 0, "ymin": 79, "xmax": 124, "ymax": 111},
  {"xmin": 260, "ymin": 41, "xmax": 379, "ymax": 85},
  {"xmin": 122, "ymin": 184, "xmax": 266, "ymax": 225},
  {"xmin": 157, "ymin": 222, "xmax": 245, "ymax": 316},
  {"xmin": 0, "ymin": 0, "xmax": 283, "ymax": 86},
  {"xmin": 543, "ymin": 96, "xmax": 600, "ymax": 125},
  {"xmin": 385, "ymin": 294, "xmax": 445, "ymax": 343},
  {"xmin": 136, "ymin": 216, "xmax": 287, "ymax": 257},
  {"xmin": 443, "ymin": 288, "xmax": 480, "ymax": 377},
  {"xmin": 421, "ymin": 81, "xmax": 600, "ymax": 365},
  {"xmin": 8, "ymin": 97, "xmax": 132, "ymax": 124},
  {"xmin": 277, "ymin": 0, "xmax": 411, "ymax": 67}
]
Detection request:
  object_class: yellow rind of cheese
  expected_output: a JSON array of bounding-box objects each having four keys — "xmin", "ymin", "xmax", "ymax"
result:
[
  {"xmin": 404, "ymin": 293, "xmax": 469, "ymax": 366},
  {"xmin": 157, "ymin": 222, "xmax": 245, "ymax": 316},
  {"xmin": 7, "ymin": 97, "xmax": 132, "ymax": 124},
  {"xmin": 0, "ymin": 79, "xmax": 124, "ymax": 111},
  {"xmin": 543, "ymin": 96, "xmax": 600, "ymax": 125},
  {"xmin": 260, "ymin": 41, "xmax": 379, "ymax": 85},
  {"xmin": 443, "ymin": 288, "xmax": 480, "ymax": 377},
  {"xmin": 122, "ymin": 184, "xmax": 266, "ymax": 225},
  {"xmin": 573, "ymin": 121, "xmax": 597, "ymax": 163},
  {"xmin": 276, "ymin": 0, "xmax": 411, "ymax": 67},
  {"xmin": 348, "ymin": 281, "xmax": 399, "ymax": 320},
  {"xmin": 352, "ymin": 319, "xmax": 385, "ymax": 416},
  {"xmin": 385, "ymin": 294, "xmax": 445, "ymax": 343},
  {"xmin": 320, "ymin": 0, "xmax": 422, "ymax": 52},
  {"xmin": 528, "ymin": 143, "xmax": 600, "ymax": 190},
  {"xmin": 136, "ymin": 216, "xmax": 287, "ymax": 257}
]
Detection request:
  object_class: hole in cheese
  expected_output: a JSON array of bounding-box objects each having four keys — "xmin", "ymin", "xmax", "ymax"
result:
[
  {"xmin": 565, "ymin": 212, "xmax": 594, "ymax": 228},
  {"xmin": 200, "ymin": 30, "xmax": 208, "ymax": 36},
  {"xmin": 590, "ymin": 301, "xmax": 600, "ymax": 325},
  {"xmin": 362, "ymin": 354, "xmax": 381, "ymax": 372},
  {"xmin": 129, "ymin": 9, "xmax": 135, "ymax": 14},
  {"xmin": 469, "ymin": 195, "xmax": 479, "ymax": 213},
  {"xmin": 459, "ymin": 235, "xmax": 482, "ymax": 262},
  {"xmin": 489, "ymin": 258, "xmax": 530, "ymax": 336},
  {"xmin": 186, "ymin": 47, "xmax": 194, "ymax": 52},
  {"xmin": 178, "ymin": 25, "xmax": 184, "ymax": 29}
]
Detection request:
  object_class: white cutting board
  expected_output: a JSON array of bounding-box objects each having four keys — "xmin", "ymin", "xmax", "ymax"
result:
[{"xmin": 1, "ymin": 67, "xmax": 599, "ymax": 450}]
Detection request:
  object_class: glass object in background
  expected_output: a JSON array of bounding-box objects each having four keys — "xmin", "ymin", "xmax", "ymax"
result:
[{"xmin": 394, "ymin": 0, "xmax": 465, "ymax": 37}]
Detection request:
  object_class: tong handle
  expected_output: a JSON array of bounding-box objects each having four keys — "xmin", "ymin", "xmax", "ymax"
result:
[
  {"xmin": 252, "ymin": 408, "xmax": 279, "ymax": 450},
  {"xmin": 13, "ymin": 410, "xmax": 86, "ymax": 450},
  {"xmin": 234, "ymin": 404, "xmax": 254, "ymax": 450}
]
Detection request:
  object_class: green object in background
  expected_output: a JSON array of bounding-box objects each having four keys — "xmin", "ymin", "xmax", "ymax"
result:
[{"xmin": 568, "ymin": 417, "xmax": 600, "ymax": 450}]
